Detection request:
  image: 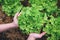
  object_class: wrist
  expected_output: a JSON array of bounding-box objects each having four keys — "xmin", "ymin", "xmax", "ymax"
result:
[{"xmin": 12, "ymin": 22, "xmax": 18, "ymax": 27}]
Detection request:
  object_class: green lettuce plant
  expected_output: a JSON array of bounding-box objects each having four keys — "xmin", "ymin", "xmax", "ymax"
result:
[
  {"xmin": 2, "ymin": 0, "xmax": 22, "ymax": 16},
  {"xmin": 18, "ymin": 7, "xmax": 44, "ymax": 34},
  {"xmin": 43, "ymin": 15, "xmax": 60, "ymax": 40},
  {"xmin": 0, "ymin": 0, "xmax": 1, "ymax": 1}
]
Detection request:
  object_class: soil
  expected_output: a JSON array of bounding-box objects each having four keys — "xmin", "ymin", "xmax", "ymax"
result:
[{"xmin": 57, "ymin": 0, "xmax": 60, "ymax": 8}]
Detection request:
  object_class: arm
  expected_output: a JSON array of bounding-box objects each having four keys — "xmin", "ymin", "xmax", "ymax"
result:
[
  {"xmin": 0, "ymin": 22, "xmax": 17, "ymax": 32},
  {"xmin": 0, "ymin": 12, "xmax": 20, "ymax": 32}
]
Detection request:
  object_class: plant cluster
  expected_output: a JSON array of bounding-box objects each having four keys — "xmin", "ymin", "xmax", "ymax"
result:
[
  {"xmin": 0, "ymin": 0, "xmax": 1, "ymax": 1},
  {"xmin": 18, "ymin": 7, "xmax": 44, "ymax": 34},
  {"xmin": 43, "ymin": 15, "xmax": 60, "ymax": 40},
  {"xmin": 2, "ymin": 0, "xmax": 22, "ymax": 16}
]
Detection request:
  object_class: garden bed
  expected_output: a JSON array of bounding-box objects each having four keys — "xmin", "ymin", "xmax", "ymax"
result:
[{"xmin": 0, "ymin": 0, "xmax": 60, "ymax": 40}]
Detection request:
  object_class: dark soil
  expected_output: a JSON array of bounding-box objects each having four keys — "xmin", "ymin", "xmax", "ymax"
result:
[{"xmin": 57, "ymin": 0, "xmax": 60, "ymax": 8}]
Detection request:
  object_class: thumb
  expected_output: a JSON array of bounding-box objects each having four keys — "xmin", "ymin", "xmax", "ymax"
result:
[
  {"xmin": 14, "ymin": 12, "xmax": 19, "ymax": 18},
  {"xmin": 18, "ymin": 12, "xmax": 21, "ymax": 16}
]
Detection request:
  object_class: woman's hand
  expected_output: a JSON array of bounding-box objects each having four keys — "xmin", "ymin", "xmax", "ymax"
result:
[
  {"xmin": 0, "ymin": 12, "xmax": 21, "ymax": 32},
  {"xmin": 13, "ymin": 12, "xmax": 21, "ymax": 27},
  {"xmin": 27, "ymin": 32, "xmax": 46, "ymax": 40}
]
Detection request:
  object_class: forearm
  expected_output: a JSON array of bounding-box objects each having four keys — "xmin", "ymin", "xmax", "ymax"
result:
[{"xmin": 0, "ymin": 22, "xmax": 17, "ymax": 32}]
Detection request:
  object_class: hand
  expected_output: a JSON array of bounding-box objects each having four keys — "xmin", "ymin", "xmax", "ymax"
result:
[
  {"xmin": 13, "ymin": 12, "xmax": 21, "ymax": 27},
  {"xmin": 27, "ymin": 32, "xmax": 46, "ymax": 40}
]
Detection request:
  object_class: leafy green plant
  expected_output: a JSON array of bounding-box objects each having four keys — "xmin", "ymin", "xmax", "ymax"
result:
[
  {"xmin": 2, "ymin": 0, "xmax": 22, "ymax": 16},
  {"xmin": 29, "ymin": 0, "xmax": 57, "ymax": 15},
  {"xmin": 0, "ymin": 0, "xmax": 1, "ymax": 3},
  {"xmin": 43, "ymin": 16, "xmax": 60, "ymax": 40},
  {"xmin": 18, "ymin": 7, "xmax": 44, "ymax": 34},
  {"xmin": 0, "ymin": 0, "xmax": 2, "ymax": 4}
]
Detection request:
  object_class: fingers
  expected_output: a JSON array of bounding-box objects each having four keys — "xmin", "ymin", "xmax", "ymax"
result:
[
  {"xmin": 39, "ymin": 32, "xmax": 46, "ymax": 38},
  {"xmin": 35, "ymin": 32, "xmax": 46, "ymax": 38},
  {"xmin": 14, "ymin": 12, "xmax": 21, "ymax": 19},
  {"xmin": 30, "ymin": 32, "xmax": 46, "ymax": 38}
]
